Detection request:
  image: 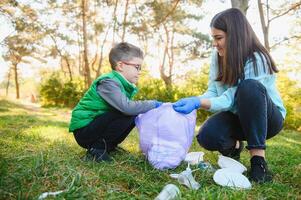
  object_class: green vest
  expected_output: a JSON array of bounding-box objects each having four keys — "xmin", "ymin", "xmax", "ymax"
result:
[{"xmin": 69, "ymin": 70, "xmax": 138, "ymax": 132}]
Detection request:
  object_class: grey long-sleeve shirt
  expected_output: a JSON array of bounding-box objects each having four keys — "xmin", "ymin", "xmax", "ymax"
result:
[{"xmin": 97, "ymin": 79, "xmax": 156, "ymax": 115}]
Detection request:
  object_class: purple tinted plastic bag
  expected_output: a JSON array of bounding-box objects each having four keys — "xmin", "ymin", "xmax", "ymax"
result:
[{"xmin": 135, "ymin": 103, "xmax": 196, "ymax": 170}]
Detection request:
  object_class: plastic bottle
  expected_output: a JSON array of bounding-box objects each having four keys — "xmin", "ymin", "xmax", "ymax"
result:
[
  {"xmin": 154, "ymin": 184, "xmax": 180, "ymax": 200},
  {"xmin": 177, "ymin": 164, "xmax": 200, "ymax": 190},
  {"xmin": 198, "ymin": 161, "xmax": 215, "ymax": 172}
]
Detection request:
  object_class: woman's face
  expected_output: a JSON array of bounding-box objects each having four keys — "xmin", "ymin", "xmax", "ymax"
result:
[{"xmin": 211, "ymin": 27, "xmax": 226, "ymax": 56}]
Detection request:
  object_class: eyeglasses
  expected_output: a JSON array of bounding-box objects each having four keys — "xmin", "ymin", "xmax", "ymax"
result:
[{"xmin": 121, "ymin": 61, "xmax": 142, "ymax": 71}]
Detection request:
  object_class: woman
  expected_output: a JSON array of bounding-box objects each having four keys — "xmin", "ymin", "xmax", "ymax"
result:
[{"xmin": 173, "ymin": 8, "xmax": 286, "ymax": 183}]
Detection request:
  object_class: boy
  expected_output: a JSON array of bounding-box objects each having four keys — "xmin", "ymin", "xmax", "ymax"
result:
[{"xmin": 69, "ymin": 42, "xmax": 162, "ymax": 162}]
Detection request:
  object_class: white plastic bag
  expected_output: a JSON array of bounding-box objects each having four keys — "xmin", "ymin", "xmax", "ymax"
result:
[{"xmin": 135, "ymin": 103, "xmax": 196, "ymax": 170}]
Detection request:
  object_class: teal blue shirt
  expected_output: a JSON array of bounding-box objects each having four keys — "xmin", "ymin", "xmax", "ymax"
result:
[{"xmin": 199, "ymin": 50, "xmax": 286, "ymax": 119}]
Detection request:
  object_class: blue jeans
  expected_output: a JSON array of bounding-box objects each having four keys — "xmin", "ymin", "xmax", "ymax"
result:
[{"xmin": 197, "ymin": 79, "xmax": 284, "ymax": 154}]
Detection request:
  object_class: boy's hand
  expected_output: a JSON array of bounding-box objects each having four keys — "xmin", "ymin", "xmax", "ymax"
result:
[
  {"xmin": 154, "ymin": 101, "xmax": 163, "ymax": 108},
  {"xmin": 172, "ymin": 97, "xmax": 201, "ymax": 114}
]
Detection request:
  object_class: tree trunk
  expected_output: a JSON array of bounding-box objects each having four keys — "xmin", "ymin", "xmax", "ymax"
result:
[
  {"xmin": 258, "ymin": 0, "xmax": 270, "ymax": 51},
  {"xmin": 64, "ymin": 56, "xmax": 73, "ymax": 81},
  {"xmin": 112, "ymin": 0, "xmax": 118, "ymax": 44},
  {"xmin": 121, "ymin": 0, "xmax": 129, "ymax": 42},
  {"xmin": 76, "ymin": 23, "xmax": 83, "ymax": 75},
  {"xmin": 231, "ymin": 0, "xmax": 249, "ymax": 15},
  {"xmin": 95, "ymin": 0, "xmax": 116, "ymax": 78},
  {"xmin": 81, "ymin": 0, "xmax": 92, "ymax": 87},
  {"xmin": 5, "ymin": 67, "xmax": 11, "ymax": 96},
  {"xmin": 160, "ymin": 24, "xmax": 172, "ymax": 89},
  {"xmin": 168, "ymin": 22, "xmax": 175, "ymax": 82},
  {"xmin": 13, "ymin": 64, "xmax": 20, "ymax": 99},
  {"xmin": 160, "ymin": 44, "xmax": 172, "ymax": 88},
  {"xmin": 96, "ymin": 27, "xmax": 110, "ymax": 78},
  {"xmin": 91, "ymin": 0, "xmax": 101, "ymax": 74},
  {"xmin": 50, "ymin": 35, "xmax": 73, "ymax": 81}
]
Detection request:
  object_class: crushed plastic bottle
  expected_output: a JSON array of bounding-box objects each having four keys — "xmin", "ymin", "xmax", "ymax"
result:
[
  {"xmin": 38, "ymin": 190, "xmax": 66, "ymax": 200},
  {"xmin": 198, "ymin": 161, "xmax": 215, "ymax": 172},
  {"xmin": 154, "ymin": 184, "xmax": 180, "ymax": 200},
  {"xmin": 177, "ymin": 164, "xmax": 200, "ymax": 190}
]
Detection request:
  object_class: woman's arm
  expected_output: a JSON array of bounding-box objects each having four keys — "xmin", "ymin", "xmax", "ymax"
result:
[
  {"xmin": 200, "ymin": 99, "xmax": 211, "ymax": 110},
  {"xmin": 202, "ymin": 52, "xmax": 272, "ymax": 112}
]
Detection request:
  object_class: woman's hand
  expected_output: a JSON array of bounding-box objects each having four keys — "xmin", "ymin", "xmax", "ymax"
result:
[
  {"xmin": 154, "ymin": 100, "xmax": 163, "ymax": 108},
  {"xmin": 172, "ymin": 97, "xmax": 201, "ymax": 114}
]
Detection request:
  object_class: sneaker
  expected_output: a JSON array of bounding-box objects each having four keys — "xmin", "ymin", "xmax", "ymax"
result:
[
  {"xmin": 85, "ymin": 148, "xmax": 112, "ymax": 162},
  {"xmin": 249, "ymin": 156, "xmax": 272, "ymax": 183},
  {"xmin": 222, "ymin": 141, "xmax": 244, "ymax": 161},
  {"xmin": 109, "ymin": 146, "xmax": 129, "ymax": 154}
]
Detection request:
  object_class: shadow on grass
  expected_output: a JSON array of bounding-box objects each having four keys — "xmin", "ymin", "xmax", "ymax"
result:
[
  {"xmin": 0, "ymin": 99, "xmax": 21, "ymax": 111},
  {"xmin": 0, "ymin": 112, "xmax": 71, "ymax": 159},
  {"xmin": 0, "ymin": 114, "xmax": 68, "ymax": 129}
]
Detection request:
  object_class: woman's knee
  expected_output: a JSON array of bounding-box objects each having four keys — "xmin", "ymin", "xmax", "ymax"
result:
[
  {"xmin": 236, "ymin": 79, "xmax": 266, "ymax": 102},
  {"xmin": 237, "ymin": 79, "xmax": 265, "ymax": 93},
  {"xmin": 197, "ymin": 125, "xmax": 218, "ymax": 151}
]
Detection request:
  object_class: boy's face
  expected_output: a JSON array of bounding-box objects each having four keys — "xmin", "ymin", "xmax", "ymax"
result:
[{"xmin": 116, "ymin": 57, "xmax": 142, "ymax": 84}]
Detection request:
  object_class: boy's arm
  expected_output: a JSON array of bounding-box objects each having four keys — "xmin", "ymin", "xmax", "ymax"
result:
[{"xmin": 97, "ymin": 79, "xmax": 156, "ymax": 115}]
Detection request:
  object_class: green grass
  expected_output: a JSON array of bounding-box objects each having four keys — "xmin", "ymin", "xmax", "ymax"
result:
[{"xmin": 0, "ymin": 98, "xmax": 300, "ymax": 199}]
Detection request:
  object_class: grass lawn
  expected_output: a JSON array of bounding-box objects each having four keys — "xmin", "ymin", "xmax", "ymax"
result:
[{"xmin": 0, "ymin": 98, "xmax": 300, "ymax": 199}]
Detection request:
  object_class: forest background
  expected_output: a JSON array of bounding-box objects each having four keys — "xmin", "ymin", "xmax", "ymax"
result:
[
  {"xmin": 0, "ymin": 0, "xmax": 300, "ymax": 129},
  {"xmin": 1, "ymin": 0, "xmax": 301, "ymax": 199}
]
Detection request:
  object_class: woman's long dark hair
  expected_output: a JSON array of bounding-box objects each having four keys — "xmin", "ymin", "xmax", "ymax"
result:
[{"xmin": 210, "ymin": 8, "xmax": 278, "ymax": 86}]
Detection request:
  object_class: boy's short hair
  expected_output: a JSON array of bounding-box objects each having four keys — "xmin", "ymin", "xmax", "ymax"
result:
[{"xmin": 109, "ymin": 42, "xmax": 144, "ymax": 69}]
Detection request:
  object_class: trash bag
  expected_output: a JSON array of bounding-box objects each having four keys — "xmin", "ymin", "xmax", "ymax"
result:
[{"xmin": 135, "ymin": 103, "xmax": 196, "ymax": 170}]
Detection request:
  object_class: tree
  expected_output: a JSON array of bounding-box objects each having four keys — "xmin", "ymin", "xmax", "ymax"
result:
[
  {"xmin": 92, "ymin": 0, "xmax": 116, "ymax": 78},
  {"xmin": 231, "ymin": 0, "xmax": 249, "ymax": 15},
  {"xmin": 128, "ymin": 0, "xmax": 209, "ymax": 89},
  {"xmin": 111, "ymin": 0, "xmax": 119, "ymax": 44},
  {"xmin": 35, "ymin": 0, "xmax": 110, "ymax": 86},
  {"xmin": 257, "ymin": 0, "xmax": 301, "ymax": 51},
  {"xmin": 0, "ymin": 0, "xmax": 220, "ymax": 97},
  {"xmin": 121, "ymin": 0, "xmax": 130, "ymax": 42},
  {"xmin": 81, "ymin": 0, "xmax": 92, "ymax": 87},
  {"xmin": 1, "ymin": 2, "xmax": 44, "ymax": 99},
  {"xmin": 5, "ymin": 67, "xmax": 11, "ymax": 96},
  {"xmin": 3, "ymin": 35, "xmax": 36, "ymax": 99}
]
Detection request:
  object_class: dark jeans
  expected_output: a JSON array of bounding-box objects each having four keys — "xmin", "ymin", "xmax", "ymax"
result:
[
  {"xmin": 197, "ymin": 79, "xmax": 284, "ymax": 154},
  {"xmin": 73, "ymin": 111, "xmax": 136, "ymax": 151}
]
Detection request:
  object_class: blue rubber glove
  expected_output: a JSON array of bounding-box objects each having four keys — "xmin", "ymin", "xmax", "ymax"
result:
[
  {"xmin": 154, "ymin": 101, "xmax": 163, "ymax": 108},
  {"xmin": 172, "ymin": 97, "xmax": 201, "ymax": 114}
]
